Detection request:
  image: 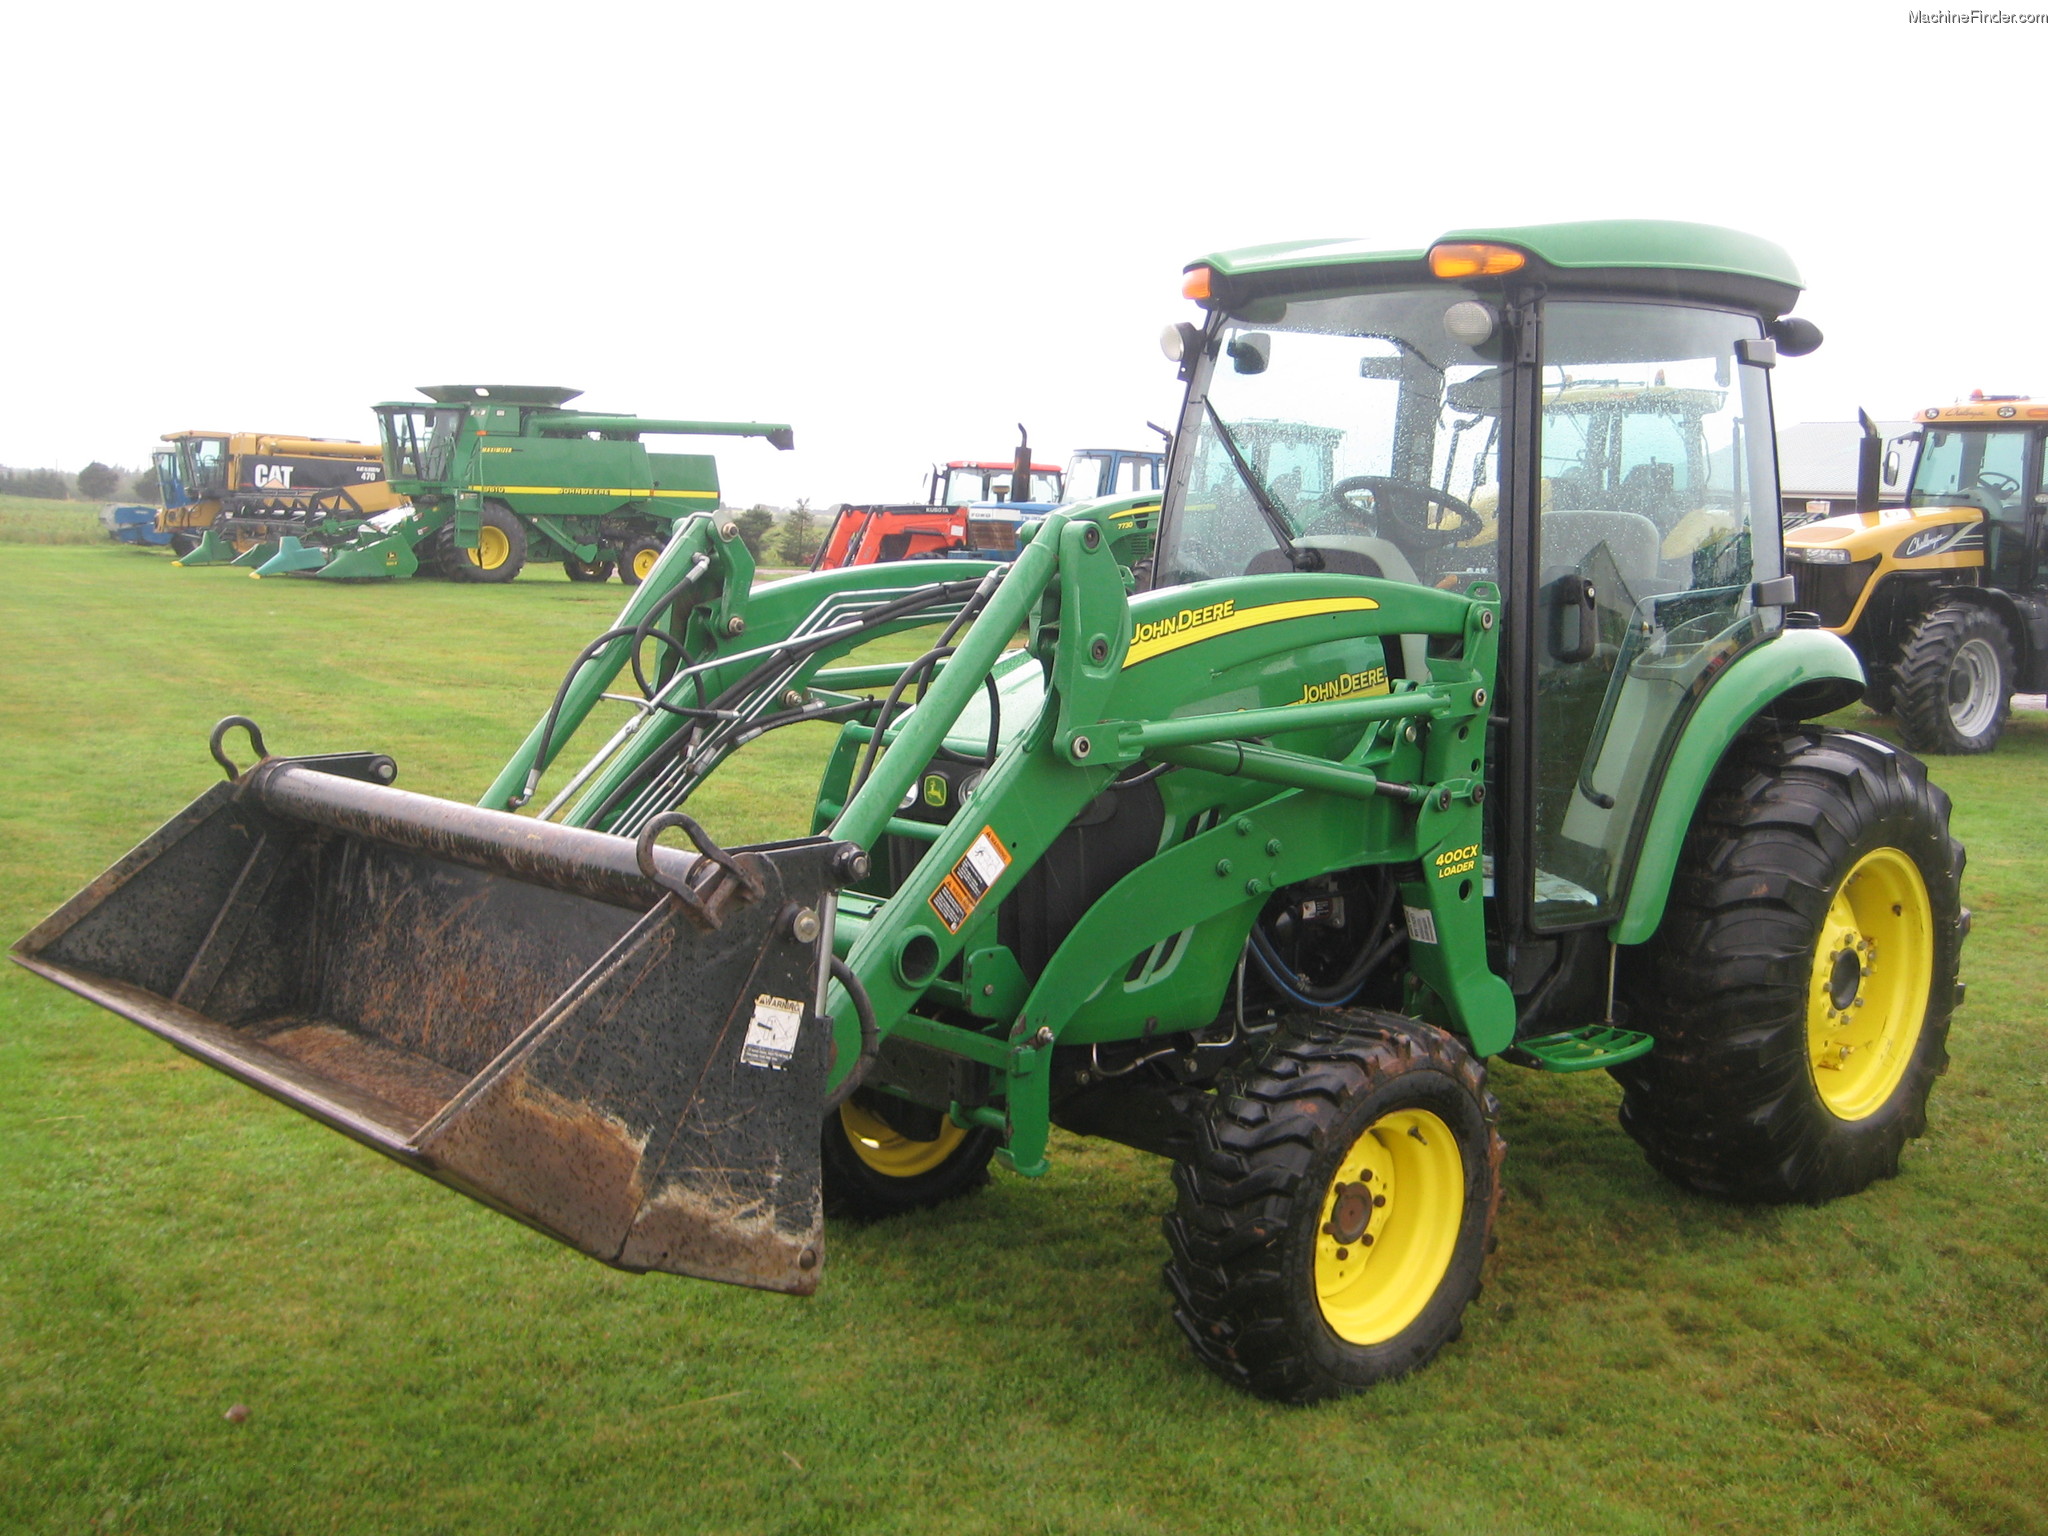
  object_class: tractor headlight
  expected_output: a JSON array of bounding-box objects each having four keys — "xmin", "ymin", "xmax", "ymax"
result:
[{"xmin": 1794, "ymin": 547, "xmax": 1853, "ymax": 564}]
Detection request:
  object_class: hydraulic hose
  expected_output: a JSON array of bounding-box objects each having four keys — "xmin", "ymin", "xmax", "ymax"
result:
[{"xmin": 821, "ymin": 954, "xmax": 879, "ymax": 1113}]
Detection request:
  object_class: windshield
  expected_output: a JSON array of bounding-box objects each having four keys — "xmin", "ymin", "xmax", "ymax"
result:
[
  {"xmin": 178, "ymin": 437, "xmax": 229, "ymax": 496},
  {"xmin": 1064, "ymin": 452, "xmax": 1108, "ymax": 502},
  {"xmin": 1157, "ymin": 287, "xmax": 1504, "ymax": 590},
  {"xmin": 380, "ymin": 407, "xmax": 467, "ymax": 482},
  {"xmin": 1908, "ymin": 426, "xmax": 2030, "ymax": 514},
  {"xmin": 940, "ymin": 466, "xmax": 1063, "ymax": 504}
]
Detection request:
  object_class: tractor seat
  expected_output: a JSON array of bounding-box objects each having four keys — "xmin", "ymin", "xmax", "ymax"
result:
[{"xmin": 1539, "ymin": 510, "xmax": 1660, "ymax": 595}]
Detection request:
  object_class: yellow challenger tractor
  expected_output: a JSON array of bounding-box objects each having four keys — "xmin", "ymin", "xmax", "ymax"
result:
[{"xmin": 1784, "ymin": 397, "xmax": 2048, "ymax": 752}]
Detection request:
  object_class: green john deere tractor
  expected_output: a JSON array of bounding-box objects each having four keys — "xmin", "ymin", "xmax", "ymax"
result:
[{"xmin": 15, "ymin": 222, "xmax": 1966, "ymax": 1403}]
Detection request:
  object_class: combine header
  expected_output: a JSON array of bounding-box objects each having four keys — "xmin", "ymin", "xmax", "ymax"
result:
[{"xmin": 17, "ymin": 223, "xmax": 1966, "ymax": 1402}]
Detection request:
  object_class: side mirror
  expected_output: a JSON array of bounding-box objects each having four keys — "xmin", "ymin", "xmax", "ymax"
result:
[
  {"xmin": 1768, "ymin": 316, "xmax": 1824, "ymax": 357},
  {"xmin": 1546, "ymin": 574, "xmax": 1598, "ymax": 664},
  {"xmin": 1227, "ymin": 333, "xmax": 1270, "ymax": 375},
  {"xmin": 1883, "ymin": 448, "xmax": 1901, "ymax": 487}
]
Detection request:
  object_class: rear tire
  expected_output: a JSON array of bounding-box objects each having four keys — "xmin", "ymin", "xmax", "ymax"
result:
[
  {"xmin": 1162, "ymin": 1012, "xmax": 1502, "ymax": 1403},
  {"xmin": 451, "ymin": 502, "xmax": 526, "ymax": 585},
  {"xmin": 1614, "ymin": 726, "xmax": 1965, "ymax": 1203},
  {"xmin": 564, "ymin": 554, "xmax": 616, "ymax": 582},
  {"xmin": 821, "ymin": 1092, "xmax": 998, "ymax": 1221},
  {"xmin": 168, "ymin": 530, "xmax": 200, "ymax": 558},
  {"xmin": 1893, "ymin": 601, "xmax": 2011, "ymax": 754},
  {"xmin": 618, "ymin": 536, "xmax": 667, "ymax": 586}
]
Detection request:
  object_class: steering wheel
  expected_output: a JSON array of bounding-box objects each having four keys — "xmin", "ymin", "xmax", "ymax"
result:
[
  {"xmin": 1975, "ymin": 471, "xmax": 2020, "ymax": 500},
  {"xmin": 1312, "ymin": 476, "xmax": 1486, "ymax": 554}
]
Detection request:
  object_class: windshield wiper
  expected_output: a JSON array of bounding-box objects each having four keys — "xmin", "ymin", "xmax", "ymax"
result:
[{"xmin": 1202, "ymin": 400, "xmax": 1318, "ymax": 570}]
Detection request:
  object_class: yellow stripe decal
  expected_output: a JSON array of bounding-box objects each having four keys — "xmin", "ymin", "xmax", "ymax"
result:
[
  {"xmin": 467, "ymin": 485, "xmax": 719, "ymax": 499},
  {"xmin": 1123, "ymin": 595, "xmax": 1379, "ymax": 668}
]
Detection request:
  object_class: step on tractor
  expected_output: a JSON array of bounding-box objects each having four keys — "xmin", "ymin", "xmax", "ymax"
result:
[
  {"xmin": 158, "ymin": 431, "xmax": 402, "ymax": 566},
  {"xmin": 1785, "ymin": 396, "xmax": 2048, "ymax": 753},
  {"xmin": 285, "ymin": 386, "xmax": 795, "ymax": 584},
  {"xmin": 16, "ymin": 222, "xmax": 1967, "ymax": 1404}
]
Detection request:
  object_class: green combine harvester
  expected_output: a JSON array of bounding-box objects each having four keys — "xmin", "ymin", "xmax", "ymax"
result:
[
  {"xmin": 258, "ymin": 386, "xmax": 794, "ymax": 582},
  {"xmin": 16, "ymin": 222, "xmax": 1967, "ymax": 1402}
]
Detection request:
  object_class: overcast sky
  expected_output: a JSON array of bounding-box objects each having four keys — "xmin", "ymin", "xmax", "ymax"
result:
[{"xmin": 3, "ymin": 0, "xmax": 2038, "ymax": 507}]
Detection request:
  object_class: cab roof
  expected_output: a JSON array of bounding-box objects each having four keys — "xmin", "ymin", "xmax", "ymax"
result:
[
  {"xmin": 1918, "ymin": 398, "xmax": 2048, "ymax": 423},
  {"xmin": 1191, "ymin": 220, "xmax": 1804, "ymax": 317}
]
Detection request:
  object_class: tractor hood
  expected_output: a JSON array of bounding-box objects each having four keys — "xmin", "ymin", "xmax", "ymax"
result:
[{"xmin": 1784, "ymin": 504, "xmax": 1984, "ymax": 565}]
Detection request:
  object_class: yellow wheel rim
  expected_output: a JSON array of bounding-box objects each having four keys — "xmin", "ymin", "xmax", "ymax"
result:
[
  {"xmin": 1806, "ymin": 846, "xmax": 1933, "ymax": 1121},
  {"xmin": 632, "ymin": 546, "xmax": 661, "ymax": 581},
  {"xmin": 468, "ymin": 524, "xmax": 512, "ymax": 570},
  {"xmin": 839, "ymin": 1100, "xmax": 967, "ymax": 1178},
  {"xmin": 1314, "ymin": 1107, "xmax": 1464, "ymax": 1345}
]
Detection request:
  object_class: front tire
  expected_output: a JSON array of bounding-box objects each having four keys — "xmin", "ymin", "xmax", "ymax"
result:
[
  {"xmin": 1162, "ymin": 1013, "xmax": 1503, "ymax": 1403},
  {"xmin": 1614, "ymin": 726, "xmax": 1965, "ymax": 1203},
  {"xmin": 451, "ymin": 502, "xmax": 526, "ymax": 585},
  {"xmin": 564, "ymin": 553, "xmax": 616, "ymax": 582},
  {"xmin": 821, "ymin": 1092, "xmax": 998, "ymax": 1221},
  {"xmin": 618, "ymin": 535, "xmax": 667, "ymax": 586},
  {"xmin": 1893, "ymin": 601, "xmax": 2011, "ymax": 753}
]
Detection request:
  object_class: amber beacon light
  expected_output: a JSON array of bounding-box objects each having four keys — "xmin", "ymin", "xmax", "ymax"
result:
[{"xmin": 1428, "ymin": 243, "xmax": 1527, "ymax": 279}]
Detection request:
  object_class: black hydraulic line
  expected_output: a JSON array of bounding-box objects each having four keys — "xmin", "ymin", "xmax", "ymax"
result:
[
  {"xmin": 585, "ymin": 579, "xmax": 985, "ymax": 827},
  {"xmin": 820, "ymin": 954, "xmax": 879, "ymax": 1113},
  {"xmin": 523, "ymin": 620, "xmax": 693, "ymax": 806},
  {"xmin": 850, "ymin": 644, "xmax": 956, "ymax": 795}
]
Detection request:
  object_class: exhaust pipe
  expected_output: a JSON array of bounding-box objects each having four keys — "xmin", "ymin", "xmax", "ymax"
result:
[{"xmin": 13, "ymin": 731, "xmax": 852, "ymax": 1294}]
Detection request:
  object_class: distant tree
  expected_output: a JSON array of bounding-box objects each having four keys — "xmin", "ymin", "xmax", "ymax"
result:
[
  {"xmin": 776, "ymin": 499, "xmax": 819, "ymax": 566},
  {"xmin": 731, "ymin": 506, "xmax": 777, "ymax": 561},
  {"xmin": 77, "ymin": 462, "xmax": 119, "ymax": 499},
  {"xmin": 131, "ymin": 463, "xmax": 160, "ymax": 502},
  {"xmin": 0, "ymin": 467, "xmax": 73, "ymax": 499}
]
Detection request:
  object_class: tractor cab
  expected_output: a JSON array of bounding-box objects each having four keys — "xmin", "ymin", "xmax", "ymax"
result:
[
  {"xmin": 932, "ymin": 460, "xmax": 1064, "ymax": 506},
  {"xmin": 1154, "ymin": 227, "xmax": 1793, "ymax": 935},
  {"xmin": 1062, "ymin": 447, "xmax": 1166, "ymax": 502}
]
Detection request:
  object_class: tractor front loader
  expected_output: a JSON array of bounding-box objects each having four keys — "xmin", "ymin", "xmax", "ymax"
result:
[{"xmin": 15, "ymin": 223, "xmax": 1966, "ymax": 1402}]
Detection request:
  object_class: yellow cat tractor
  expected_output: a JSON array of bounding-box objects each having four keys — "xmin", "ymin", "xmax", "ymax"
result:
[
  {"xmin": 16, "ymin": 222, "xmax": 1967, "ymax": 1403},
  {"xmin": 1784, "ymin": 398, "xmax": 2048, "ymax": 752}
]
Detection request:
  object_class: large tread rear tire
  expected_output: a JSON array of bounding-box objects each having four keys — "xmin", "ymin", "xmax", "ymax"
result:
[
  {"xmin": 1614, "ymin": 726, "xmax": 1965, "ymax": 1204},
  {"xmin": 1892, "ymin": 601, "xmax": 2011, "ymax": 754},
  {"xmin": 821, "ymin": 1092, "xmax": 998, "ymax": 1221},
  {"xmin": 1162, "ymin": 1012, "xmax": 1503, "ymax": 1403}
]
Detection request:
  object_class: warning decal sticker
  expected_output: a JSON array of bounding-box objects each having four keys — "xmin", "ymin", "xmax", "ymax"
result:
[
  {"xmin": 741, "ymin": 994, "xmax": 805, "ymax": 1069},
  {"xmin": 928, "ymin": 825, "xmax": 1013, "ymax": 934}
]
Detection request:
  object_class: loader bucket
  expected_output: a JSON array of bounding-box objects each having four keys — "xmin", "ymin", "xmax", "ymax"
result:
[{"xmin": 12, "ymin": 752, "xmax": 847, "ymax": 1295}]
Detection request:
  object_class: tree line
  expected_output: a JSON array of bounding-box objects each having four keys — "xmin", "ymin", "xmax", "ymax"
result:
[
  {"xmin": 729, "ymin": 501, "xmax": 822, "ymax": 567},
  {"xmin": 0, "ymin": 463, "xmax": 155, "ymax": 501}
]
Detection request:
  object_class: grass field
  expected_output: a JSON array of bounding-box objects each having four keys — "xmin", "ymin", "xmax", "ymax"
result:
[
  {"xmin": 0, "ymin": 495, "xmax": 106, "ymax": 545},
  {"xmin": 2, "ymin": 541, "xmax": 2045, "ymax": 1535}
]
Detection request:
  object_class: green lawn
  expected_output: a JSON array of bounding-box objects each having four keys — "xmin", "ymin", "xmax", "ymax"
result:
[{"xmin": 1, "ymin": 543, "xmax": 2044, "ymax": 1535}]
